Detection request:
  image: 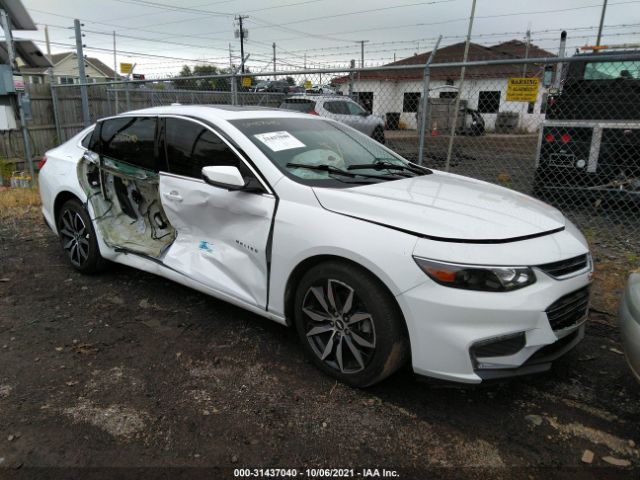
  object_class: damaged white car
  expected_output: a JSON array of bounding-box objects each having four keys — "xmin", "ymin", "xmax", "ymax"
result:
[{"xmin": 39, "ymin": 106, "xmax": 592, "ymax": 386}]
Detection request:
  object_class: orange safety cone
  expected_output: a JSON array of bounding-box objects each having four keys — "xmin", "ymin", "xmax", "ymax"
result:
[{"xmin": 431, "ymin": 121, "xmax": 439, "ymax": 137}]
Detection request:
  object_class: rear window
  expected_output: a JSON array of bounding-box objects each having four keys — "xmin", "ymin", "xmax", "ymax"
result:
[
  {"xmin": 99, "ymin": 116, "xmax": 158, "ymax": 171},
  {"xmin": 280, "ymin": 99, "xmax": 316, "ymax": 113},
  {"xmin": 584, "ymin": 60, "xmax": 640, "ymax": 80}
]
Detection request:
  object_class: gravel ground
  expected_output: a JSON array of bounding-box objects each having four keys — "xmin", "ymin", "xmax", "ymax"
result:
[{"xmin": 1, "ymin": 214, "xmax": 639, "ymax": 480}]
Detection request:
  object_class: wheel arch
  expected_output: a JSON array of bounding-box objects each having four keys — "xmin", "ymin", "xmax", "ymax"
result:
[
  {"xmin": 53, "ymin": 191, "xmax": 83, "ymax": 230},
  {"xmin": 283, "ymin": 254, "xmax": 409, "ymax": 340}
]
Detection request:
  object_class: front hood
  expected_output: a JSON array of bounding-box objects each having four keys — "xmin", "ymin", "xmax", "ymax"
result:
[{"xmin": 313, "ymin": 172, "xmax": 565, "ymax": 242}]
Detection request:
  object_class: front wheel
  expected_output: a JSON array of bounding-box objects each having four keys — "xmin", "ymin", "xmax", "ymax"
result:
[
  {"xmin": 294, "ymin": 261, "xmax": 409, "ymax": 387},
  {"xmin": 56, "ymin": 198, "xmax": 107, "ymax": 274}
]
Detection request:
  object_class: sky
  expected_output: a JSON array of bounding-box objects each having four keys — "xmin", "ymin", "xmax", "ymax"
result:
[{"xmin": 11, "ymin": 0, "xmax": 640, "ymax": 78}]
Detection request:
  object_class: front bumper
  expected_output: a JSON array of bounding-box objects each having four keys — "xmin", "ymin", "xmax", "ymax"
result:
[
  {"xmin": 397, "ymin": 267, "xmax": 591, "ymax": 383},
  {"xmin": 619, "ymin": 273, "xmax": 640, "ymax": 382}
]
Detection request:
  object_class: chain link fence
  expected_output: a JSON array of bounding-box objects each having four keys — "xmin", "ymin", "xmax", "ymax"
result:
[{"xmin": 42, "ymin": 52, "xmax": 640, "ymax": 246}]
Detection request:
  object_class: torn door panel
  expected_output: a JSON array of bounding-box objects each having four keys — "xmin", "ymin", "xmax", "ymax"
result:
[{"xmin": 78, "ymin": 156, "xmax": 175, "ymax": 258}]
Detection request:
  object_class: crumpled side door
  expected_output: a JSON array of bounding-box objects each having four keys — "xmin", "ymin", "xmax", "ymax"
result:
[{"xmin": 159, "ymin": 173, "xmax": 276, "ymax": 309}]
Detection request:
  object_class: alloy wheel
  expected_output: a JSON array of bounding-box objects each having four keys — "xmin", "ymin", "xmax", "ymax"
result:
[
  {"xmin": 59, "ymin": 209, "xmax": 90, "ymax": 267},
  {"xmin": 302, "ymin": 279, "xmax": 376, "ymax": 374}
]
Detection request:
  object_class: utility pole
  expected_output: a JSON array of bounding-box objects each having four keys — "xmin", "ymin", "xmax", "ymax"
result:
[
  {"xmin": 522, "ymin": 28, "xmax": 531, "ymax": 77},
  {"xmin": 444, "ymin": 0, "xmax": 476, "ymax": 172},
  {"xmin": 596, "ymin": 0, "xmax": 608, "ymax": 46},
  {"xmin": 44, "ymin": 25, "xmax": 52, "ymax": 61},
  {"xmin": 357, "ymin": 40, "xmax": 369, "ymax": 68},
  {"xmin": 272, "ymin": 42, "xmax": 276, "ymax": 79},
  {"xmin": 235, "ymin": 15, "xmax": 248, "ymax": 73},
  {"xmin": 0, "ymin": 8, "xmax": 35, "ymax": 182},
  {"xmin": 74, "ymin": 19, "xmax": 91, "ymax": 127},
  {"xmin": 113, "ymin": 31, "xmax": 117, "ymax": 76}
]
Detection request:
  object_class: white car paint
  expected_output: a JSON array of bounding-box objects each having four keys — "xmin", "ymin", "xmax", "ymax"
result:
[{"xmin": 39, "ymin": 105, "xmax": 592, "ymax": 384}]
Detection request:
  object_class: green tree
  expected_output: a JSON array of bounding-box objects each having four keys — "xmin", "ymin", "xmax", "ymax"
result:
[
  {"xmin": 285, "ymin": 76, "xmax": 295, "ymax": 86},
  {"xmin": 172, "ymin": 65, "xmax": 193, "ymax": 89}
]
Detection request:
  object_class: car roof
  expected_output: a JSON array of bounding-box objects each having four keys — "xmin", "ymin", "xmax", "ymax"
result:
[
  {"xmin": 120, "ymin": 104, "xmax": 314, "ymax": 121},
  {"xmin": 285, "ymin": 95, "xmax": 352, "ymax": 101}
]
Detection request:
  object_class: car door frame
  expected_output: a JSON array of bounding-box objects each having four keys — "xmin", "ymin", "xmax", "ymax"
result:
[{"xmin": 158, "ymin": 114, "xmax": 280, "ymax": 311}]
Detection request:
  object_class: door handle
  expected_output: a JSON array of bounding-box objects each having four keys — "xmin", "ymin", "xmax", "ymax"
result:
[{"xmin": 163, "ymin": 190, "xmax": 183, "ymax": 202}]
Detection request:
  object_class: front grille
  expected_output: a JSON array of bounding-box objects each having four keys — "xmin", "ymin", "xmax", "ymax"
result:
[
  {"xmin": 539, "ymin": 254, "xmax": 589, "ymax": 278},
  {"xmin": 546, "ymin": 287, "xmax": 590, "ymax": 331}
]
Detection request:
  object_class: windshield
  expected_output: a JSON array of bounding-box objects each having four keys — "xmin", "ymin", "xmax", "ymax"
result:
[{"xmin": 231, "ymin": 117, "xmax": 425, "ymax": 187}]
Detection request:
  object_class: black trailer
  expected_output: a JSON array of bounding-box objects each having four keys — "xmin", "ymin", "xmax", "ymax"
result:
[{"xmin": 533, "ymin": 51, "xmax": 640, "ymax": 204}]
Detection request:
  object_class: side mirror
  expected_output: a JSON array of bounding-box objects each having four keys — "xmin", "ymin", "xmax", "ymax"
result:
[
  {"xmin": 202, "ymin": 165, "xmax": 246, "ymax": 190},
  {"xmin": 201, "ymin": 165, "xmax": 264, "ymax": 193}
]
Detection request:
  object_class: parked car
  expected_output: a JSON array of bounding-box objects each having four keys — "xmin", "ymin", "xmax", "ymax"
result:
[
  {"xmin": 250, "ymin": 80, "xmax": 289, "ymax": 93},
  {"xmin": 287, "ymin": 85, "xmax": 305, "ymax": 94},
  {"xmin": 306, "ymin": 84, "xmax": 337, "ymax": 95},
  {"xmin": 40, "ymin": 105, "xmax": 592, "ymax": 387},
  {"xmin": 620, "ymin": 273, "xmax": 640, "ymax": 381},
  {"xmin": 280, "ymin": 95, "xmax": 385, "ymax": 143}
]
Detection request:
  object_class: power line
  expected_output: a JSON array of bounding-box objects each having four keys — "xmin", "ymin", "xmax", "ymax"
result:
[{"xmin": 250, "ymin": 0, "xmax": 640, "ymax": 43}]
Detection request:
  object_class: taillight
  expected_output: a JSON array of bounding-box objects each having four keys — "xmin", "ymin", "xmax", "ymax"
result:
[
  {"xmin": 545, "ymin": 133, "xmax": 554, "ymax": 143},
  {"xmin": 37, "ymin": 156, "xmax": 47, "ymax": 171},
  {"xmin": 561, "ymin": 134, "xmax": 571, "ymax": 144},
  {"xmin": 308, "ymin": 110, "xmax": 319, "ymax": 116}
]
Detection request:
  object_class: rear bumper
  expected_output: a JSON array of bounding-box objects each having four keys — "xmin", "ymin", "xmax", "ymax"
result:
[{"xmin": 619, "ymin": 274, "xmax": 640, "ymax": 381}]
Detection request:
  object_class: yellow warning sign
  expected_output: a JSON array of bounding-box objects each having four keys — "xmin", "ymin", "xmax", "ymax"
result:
[
  {"xmin": 120, "ymin": 62, "xmax": 133, "ymax": 74},
  {"xmin": 242, "ymin": 77, "xmax": 252, "ymax": 88},
  {"xmin": 506, "ymin": 77, "xmax": 539, "ymax": 102},
  {"xmin": 304, "ymin": 80, "xmax": 312, "ymax": 90}
]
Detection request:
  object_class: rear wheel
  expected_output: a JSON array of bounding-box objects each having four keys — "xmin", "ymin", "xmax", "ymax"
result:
[
  {"xmin": 294, "ymin": 261, "xmax": 409, "ymax": 387},
  {"xmin": 56, "ymin": 199, "xmax": 106, "ymax": 274}
]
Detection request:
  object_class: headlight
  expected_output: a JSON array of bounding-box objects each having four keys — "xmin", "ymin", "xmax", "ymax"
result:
[{"xmin": 413, "ymin": 257, "xmax": 536, "ymax": 292}]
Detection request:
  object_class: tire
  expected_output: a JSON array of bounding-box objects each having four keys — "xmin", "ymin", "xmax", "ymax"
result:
[
  {"xmin": 293, "ymin": 260, "xmax": 409, "ymax": 387},
  {"xmin": 372, "ymin": 126, "xmax": 385, "ymax": 144},
  {"xmin": 56, "ymin": 198, "xmax": 107, "ymax": 274}
]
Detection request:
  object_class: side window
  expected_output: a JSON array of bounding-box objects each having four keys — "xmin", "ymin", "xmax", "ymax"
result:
[
  {"xmin": 80, "ymin": 130, "xmax": 93, "ymax": 149},
  {"xmin": 324, "ymin": 101, "xmax": 348, "ymax": 114},
  {"xmin": 165, "ymin": 118, "xmax": 248, "ymax": 178},
  {"xmin": 100, "ymin": 116, "xmax": 158, "ymax": 171},
  {"xmin": 345, "ymin": 102, "xmax": 365, "ymax": 115}
]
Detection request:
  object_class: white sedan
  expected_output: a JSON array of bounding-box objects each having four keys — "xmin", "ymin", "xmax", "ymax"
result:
[{"xmin": 38, "ymin": 105, "xmax": 592, "ymax": 386}]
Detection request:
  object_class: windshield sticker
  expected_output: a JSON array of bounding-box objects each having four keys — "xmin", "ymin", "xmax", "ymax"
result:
[{"xmin": 254, "ymin": 131, "xmax": 305, "ymax": 152}]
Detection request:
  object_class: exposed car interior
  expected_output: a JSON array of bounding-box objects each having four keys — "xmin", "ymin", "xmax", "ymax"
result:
[{"xmin": 78, "ymin": 116, "xmax": 176, "ymax": 258}]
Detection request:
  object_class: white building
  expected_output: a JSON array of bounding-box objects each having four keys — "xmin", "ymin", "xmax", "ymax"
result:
[
  {"xmin": 20, "ymin": 52, "xmax": 118, "ymax": 85},
  {"xmin": 334, "ymin": 40, "xmax": 555, "ymax": 133}
]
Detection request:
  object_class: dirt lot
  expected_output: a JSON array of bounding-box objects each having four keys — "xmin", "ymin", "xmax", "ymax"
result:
[{"xmin": 1, "ymin": 205, "xmax": 640, "ymax": 479}]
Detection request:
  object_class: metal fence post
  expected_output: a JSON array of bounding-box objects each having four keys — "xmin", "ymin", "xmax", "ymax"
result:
[
  {"xmin": 444, "ymin": 0, "xmax": 476, "ymax": 172},
  {"xmin": 125, "ymin": 87, "xmax": 131, "ymax": 111},
  {"xmin": 74, "ymin": 19, "xmax": 91, "ymax": 127},
  {"xmin": 348, "ymin": 59, "xmax": 355, "ymax": 98},
  {"xmin": 418, "ymin": 36, "xmax": 442, "ymax": 166},
  {"xmin": 231, "ymin": 72, "xmax": 238, "ymax": 106},
  {"xmin": 50, "ymin": 83, "xmax": 64, "ymax": 143}
]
